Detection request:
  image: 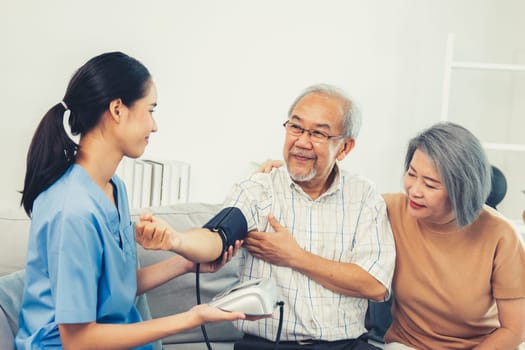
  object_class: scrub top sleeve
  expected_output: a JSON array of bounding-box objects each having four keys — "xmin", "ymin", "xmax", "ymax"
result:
[{"xmin": 48, "ymin": 211, "xmax": 103, "ymax": 324}]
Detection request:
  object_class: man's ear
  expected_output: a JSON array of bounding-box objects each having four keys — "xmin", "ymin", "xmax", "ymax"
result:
[
  {"xmin": 336, "ymin": 138, "xmax": 356, "ymax": 161},
  {"xmin": 108, "ymin": 98, "xmax": 124, "ymax": 122}
]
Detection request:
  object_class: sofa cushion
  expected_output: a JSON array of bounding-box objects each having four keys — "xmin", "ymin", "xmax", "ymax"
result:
[{"xmin": 132, "ymin": 203, "xmax": 244, "ymax": 345}]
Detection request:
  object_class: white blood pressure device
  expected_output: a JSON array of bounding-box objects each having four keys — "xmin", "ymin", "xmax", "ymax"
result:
[{"xmin": 209, "ymin": 277, "xmax": 279, "ymax": 316}]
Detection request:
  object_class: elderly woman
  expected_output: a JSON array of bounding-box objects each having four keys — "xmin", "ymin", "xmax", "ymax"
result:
[{"xmin": 383, "ymin": 122, "xmax": 525, "ymax": 350}]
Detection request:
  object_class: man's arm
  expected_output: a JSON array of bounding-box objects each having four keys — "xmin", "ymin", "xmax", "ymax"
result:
[
  {"xmin": 135, "ymin": 212, "xmax": 224, "ymax": 262},
  {"xmin": 245, "ymin": 215, "xmax": 388, "ymax": 301}
]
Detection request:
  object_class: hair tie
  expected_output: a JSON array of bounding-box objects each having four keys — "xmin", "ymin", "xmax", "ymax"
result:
[{"xmin": 60, "ymin": 101, "xmax": 69, "ymax": 110}]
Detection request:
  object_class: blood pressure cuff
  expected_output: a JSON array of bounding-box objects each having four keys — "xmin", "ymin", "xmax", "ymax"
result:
[{"xmin": 203, "ymin": 207, "xmax": 248, "ymax": 255}]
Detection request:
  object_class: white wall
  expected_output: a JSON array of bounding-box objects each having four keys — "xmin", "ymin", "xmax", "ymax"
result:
[{"xmin": 2, "ymin": 0, "xmax": 524, "ymax": 220}]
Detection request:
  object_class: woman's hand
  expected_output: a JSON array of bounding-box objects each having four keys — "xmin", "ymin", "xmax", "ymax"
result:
[
  {"xmin": 190, "ymin": 304, "xmax": 246, "ymax": 323},
  {"xmin": 188, "ymin": 240, "xmax": 244, "ymax": 273},
  {"xmin": 190, "ymin": 304, "xmax": 270, "ymax": 323},
  {"xmin": 257, "ymin": 159, "xmax": 283, "ymax": 174},
  {"xmin": 135, "ymin": 212, "xmax": 181, "ymax": 251}
]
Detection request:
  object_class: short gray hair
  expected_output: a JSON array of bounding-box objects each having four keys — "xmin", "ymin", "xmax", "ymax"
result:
[
  {"xmin": 287, "ymin": 84, "xmax": 362, "ymax": 139},
  {"xmin": 404, "ymin": 122, "xmax": 491, "ymax": 227}
]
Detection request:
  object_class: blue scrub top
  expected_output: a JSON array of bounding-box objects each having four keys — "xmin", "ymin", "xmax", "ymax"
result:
[{"xmin": 15, "ymin": 164, "xmax": 152, "ymax": 350}]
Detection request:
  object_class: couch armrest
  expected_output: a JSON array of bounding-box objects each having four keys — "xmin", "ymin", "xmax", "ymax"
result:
[
  {"xmin": 0, "ymin": 269, "xmax": 25, "ymax": 350},
  {"xmin": 0, "ymin": 270, "xmax": 25, "ymax": 333},
  {"xmin": 0, "ymin": 307, "xmax": 14, "ymax": 350}
]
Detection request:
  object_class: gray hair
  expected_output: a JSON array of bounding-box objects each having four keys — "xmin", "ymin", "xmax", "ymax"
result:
[
  {"xmin": 404, "ymin": 122, "xmax": 491, "ymax": 227},
  {"xmin": 287, "ymin": 84, "xmax": 362, "ymax": 139}
]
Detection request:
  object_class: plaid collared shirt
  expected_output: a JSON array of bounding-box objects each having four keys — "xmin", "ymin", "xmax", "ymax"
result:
[{"xmin": 224, "ymin": 165, "xmax": 395, "ymax": 342}]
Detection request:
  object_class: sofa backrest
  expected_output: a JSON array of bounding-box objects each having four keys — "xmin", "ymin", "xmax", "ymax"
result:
[{"xmin": 0, "ymin": 208, "xmax": 30, "ymax": 277}]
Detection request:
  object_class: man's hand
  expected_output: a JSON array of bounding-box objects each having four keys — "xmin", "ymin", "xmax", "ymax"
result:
[
  {"xmin": 244, "ymin": 214, "xmax": 303, "ymax": 267},
  {"xmin": 135, "ymin": 212, "xmax": 180, "ymax": 251}
]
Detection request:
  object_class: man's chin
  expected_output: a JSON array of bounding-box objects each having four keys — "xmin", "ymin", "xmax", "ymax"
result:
[{"xmin": 289, "ymin": 170, "xmax": 316, "ymax": 183}]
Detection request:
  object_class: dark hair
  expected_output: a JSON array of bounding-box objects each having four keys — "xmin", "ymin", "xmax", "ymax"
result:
[
  {"xmin": 21, "ymin": 51, "xmax": 151, "ymax": 216},
  {"xmin": 404, "ymin": 122, "xmax": 491, "ymax": 227}
]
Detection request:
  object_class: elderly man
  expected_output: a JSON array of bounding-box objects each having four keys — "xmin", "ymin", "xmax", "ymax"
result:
[{"xmin": 137, "ymin": 84, "xmax": 395, "ymax": 350}]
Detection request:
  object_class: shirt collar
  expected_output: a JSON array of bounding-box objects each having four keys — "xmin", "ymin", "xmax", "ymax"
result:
[{"xmin": 285, "ymin": 163, "xmax": 342, "ymax": 201}]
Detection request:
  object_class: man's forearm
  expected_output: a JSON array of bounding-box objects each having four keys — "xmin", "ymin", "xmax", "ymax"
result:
[
  {"xmin": 290, "ymin": 250, "xmax": 388, "ymax": 301},
  {"xmin": 174, "ymin": 228, "xmax": 224, "ymax": 263}
]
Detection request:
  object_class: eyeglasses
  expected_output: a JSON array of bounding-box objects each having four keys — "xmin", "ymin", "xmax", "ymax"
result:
[{"xmin": 283, "ymin": 121, "xmax": 344, "ymax": 143}]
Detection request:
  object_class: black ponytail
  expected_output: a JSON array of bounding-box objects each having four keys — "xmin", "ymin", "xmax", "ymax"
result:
[
  {"xmin": 20, "ymin": 104, "xmax": 78, "ymax": 216},
  {"xmin": 20, "ymin": 51, "xmax": 151, "ymax": 217}
]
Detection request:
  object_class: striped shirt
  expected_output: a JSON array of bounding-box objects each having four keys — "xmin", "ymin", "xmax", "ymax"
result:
[{"xmin": 224, "ymin": 165, "xmax": 395, "ymax": 342}]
